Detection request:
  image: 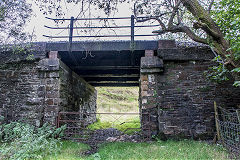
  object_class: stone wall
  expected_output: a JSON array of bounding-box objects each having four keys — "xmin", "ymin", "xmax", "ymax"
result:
[
  {"xmin": 1, "ymin": 41, "xmax": 240, "ymax": 140},
  {"xmin": 0, "ymin": 50, "xmax": 97, "ymax": 126},
  {"xmin": 59, "ymin": 61, "xmax": 97, "ymax": 125},
  {"xmin": 155, "ymin": 61, "xmax": 240, "ymax": 139},
  {"xmin": 140, "ymin": 43, "xmax": 240, "ymax": 140},
  {"xmin": 0, "ymin": 60, "xmax": 45, "ymax": 126}
]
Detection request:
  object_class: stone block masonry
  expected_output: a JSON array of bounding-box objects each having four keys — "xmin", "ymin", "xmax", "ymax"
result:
[
  {"xmin": 1, "ymin": 40, "xmax": 240, "ymax": 141},
  {"xmin": 155, "ymin": 61, "xmax": 240, "ymax": 139},
  {"xmin": 59, "ymin": 60, "xmax": 97, "ymax": 126},
  {"xmin": 140, "ymin": 42, "xmax": 240, "ymax": 140},
  {"xmin": 0, "ymin": 50, "xmax": 97, "ymax": 126}
]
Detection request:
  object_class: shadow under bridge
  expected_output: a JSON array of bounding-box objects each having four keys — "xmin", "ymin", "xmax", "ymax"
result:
[{"xmin": 47, "ymin": 40, "xmax": 159, "ymax": 87}]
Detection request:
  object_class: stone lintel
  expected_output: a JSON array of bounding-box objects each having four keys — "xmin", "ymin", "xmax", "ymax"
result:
[
  {"xmin": 158, "ymin": 48, "xmax": 214, "ymax": 61},
  {"xmin": 37, "ymin": 59, "xmax": 60, "ymax": 71},
  {"xmin": 141, "ymin": 56, "xmax": 163, "ymax": 73},
  {"xmin": 141, "ymin": 68, "xmax": 163, "ymax": 74}
]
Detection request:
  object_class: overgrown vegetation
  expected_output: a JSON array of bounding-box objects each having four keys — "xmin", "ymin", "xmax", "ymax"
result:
[
  {"xmin": 0, "ymin": 121, "xmax": 66, "ymax": 160},
  {"xmin": 46, "ymin": 140, "xmax": 229, "ymax": 160},
  {"xmin": 44, "ymin": 141, "xmax": 90, "ymax": 160},
  {"xmin": 212, "ymin": 0, "xmax": 240, "ymax": 86}
]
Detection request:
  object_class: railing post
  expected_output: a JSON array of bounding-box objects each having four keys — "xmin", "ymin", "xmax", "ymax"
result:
[
  {"xmin": 69, "ymin": 16, "xmax": 74, "ymax": 53},
  {"xmin": 130, "ymin": 15, "xmax": 135, "ymax": 65}
]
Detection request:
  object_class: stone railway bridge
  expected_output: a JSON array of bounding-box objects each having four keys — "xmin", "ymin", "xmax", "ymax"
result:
[{"xmin": 0, "ymin": 40, "xmax": 239, "ymax": 139}]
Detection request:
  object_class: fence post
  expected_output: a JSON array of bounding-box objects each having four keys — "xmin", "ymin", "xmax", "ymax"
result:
[
  {"xmin": 69, "ymin": 16, "xmax": 74, "ymax": 53},
  {"xmin": 236, "ymin": 109, "xmax": 240, "ymax": 124},
  {"xmin": 214, "ymin": 101, "xmax": 221, "ymax": 141}
]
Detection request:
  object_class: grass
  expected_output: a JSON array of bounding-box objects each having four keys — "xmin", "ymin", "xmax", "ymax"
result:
[
  {"xmin": 89, "ymin": 87, "xmax": 141, "ymax": 134},
  {"xmin": 96, "ymin": 87, "xmax": 139, "ymax": 113},
  {"xmin": 44, "ymin": 141, "xmax": 90, "ymax": 160},
  {"xmin": 46, "ymin": 140, "xmax": 229, "ymax": 160},
  {"xmin": 87, "ymin": 117, "xmax": 141, "ymax": 134}
]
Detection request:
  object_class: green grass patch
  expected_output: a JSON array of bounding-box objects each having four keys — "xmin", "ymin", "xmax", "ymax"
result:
[
  {"xmin": 87, "ymin": 119, "xmax": 112, "ymax": 130},
  {"xmin": 87, "ymin": 117, "xmax": 140, "ymax": 135},
  {"xmin": 95, "ymin": 141, "xmax": 228, "ymax": 160},
  {"xmin": 94, "ymin": 87, "xmax": 140, "ymax": 134},
  {"xmin": 47, "ymin": 140, "xmax": 228, "ymax": 160},
  {"xmin": 44, "ymin": 141, "xmax": 89, "ymax": 160}
]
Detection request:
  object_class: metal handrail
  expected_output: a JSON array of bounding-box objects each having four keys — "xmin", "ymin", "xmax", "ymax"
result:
[
  {"xmin": 45, "ymin": 16, "xmax": 161, "ymax": 21},
  {"xmin": 44, "ymin": 15, "xmax": 159, "ymax": 52},
  {"xmin": 43, "ymin": 34, "xmax": 157, "ymax": 38},
  {"xmin": 44, "ymin": 24, "xmax": 160, "ymax": 29}
]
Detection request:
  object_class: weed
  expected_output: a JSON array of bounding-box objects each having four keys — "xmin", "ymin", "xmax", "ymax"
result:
[{"xmin": 0, "ymin": 121, "xmax": 66, "ymax": 160}]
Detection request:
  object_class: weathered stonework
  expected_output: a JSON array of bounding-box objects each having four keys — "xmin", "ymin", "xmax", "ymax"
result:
[
  {"xmin": 0, "ymin": 61, "xmax": 45, "ymax": 126},
  {"xmin": 0, "ymin": 50, "xmax": 97, "ymax": 126},
  {"xmin": 59, "ymin": 61, "xmax": 97, "ymax": 125},
  {"xmin": 1, "ymin": 41, "xmax": 240, "ymax": 141},
  {"xmin": 139, "ymin": 41, "xmax": 240, "ymax": 139},
  {"xmin": 140, "ymin": 50, "xmax": 164, "ymax": 136}
]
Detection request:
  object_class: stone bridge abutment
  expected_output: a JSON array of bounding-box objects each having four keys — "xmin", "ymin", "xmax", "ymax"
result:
[
  {"xmin": 0, "ymin": 49, "xmax": 97, "ymax": 126},
  {"xmin": 0, "ymin": 40, "xmax": 240, "ymax": 140}
]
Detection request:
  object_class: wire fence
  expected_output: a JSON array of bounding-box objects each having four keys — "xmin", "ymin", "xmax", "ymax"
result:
[
  {"xmin": 215, "ymin": 102, "xmax": 240, "ymax": 158},
  {"xmin": 56, "ymin": 112, "xmax": 152, "ymax": 142}
]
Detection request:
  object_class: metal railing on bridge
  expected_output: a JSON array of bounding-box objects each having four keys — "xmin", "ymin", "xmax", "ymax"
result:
[{"xmin": 43, "ymin": 15, "xmax": 160, "ymax": 52}]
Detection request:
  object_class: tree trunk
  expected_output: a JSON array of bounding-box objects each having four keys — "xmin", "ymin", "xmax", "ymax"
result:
[{"xmin": 181, "ymin": 0, "xmax": 238, "ymax": 68}]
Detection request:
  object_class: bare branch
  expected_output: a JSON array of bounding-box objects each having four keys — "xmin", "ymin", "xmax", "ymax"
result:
[
  {"xmin": 208, "ymin": 0, "xmax": 214, "ymax": 13},
  {"xmin": 168, "ymin": 0, "xmax": 181, "ymax": 28},
  {"xmin": 153, "ymin": 24, "xmax": 208, "ymax": 44},
  {"xmin": 136, "ymin": 13, "xmax": 170, "ymax": 30},
  {"xmin": 176, "ymin": 10, "xmax": 182, "ymax": 24}
]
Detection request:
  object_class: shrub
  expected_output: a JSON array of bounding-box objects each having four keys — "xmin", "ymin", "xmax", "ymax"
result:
[{"xmin": 0, "ymin": 121, "xmax": 66, "ymax": 160}]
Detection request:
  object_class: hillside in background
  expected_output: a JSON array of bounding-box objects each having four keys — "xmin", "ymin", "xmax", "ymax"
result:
[
  {"xmin": 88, "ymin": 87, "xmax": 140, "ymax": 133},
  {"xmin": 96, "ymin": 87, "xmax": 139, "ymax": 113}
]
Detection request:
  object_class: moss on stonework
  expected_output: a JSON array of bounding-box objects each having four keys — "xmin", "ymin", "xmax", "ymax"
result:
[
  {"xmin": 198, "ymin": 86, "xmax": 211, "ymax": 92},
  {"xmin": 0, "ymin": 59, "xmax": 38, "ymax": 70}
]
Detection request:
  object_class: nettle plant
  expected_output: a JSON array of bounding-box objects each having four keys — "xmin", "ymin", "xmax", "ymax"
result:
[{"xmin": 0, "ymin": 121, "xmax": 66, "ymax": 160}]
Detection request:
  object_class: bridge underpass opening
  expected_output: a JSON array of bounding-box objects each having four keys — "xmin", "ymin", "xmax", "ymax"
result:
[
  {"xmin": 94, "ymin": 86, "xmax": 140, "ymax": 134},
  {"xmin": 56, "ymin": 46, "xmax": 154, "ymax": 140}
]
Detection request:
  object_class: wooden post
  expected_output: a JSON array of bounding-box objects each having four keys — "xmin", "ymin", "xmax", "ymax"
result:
[
  {"xmin": 236, "ymin": 109, "xmax": 240, "ymax": 124},
  {"xmin": 214, "ymin": 101, "xmax": 221, "ymax": 141}
]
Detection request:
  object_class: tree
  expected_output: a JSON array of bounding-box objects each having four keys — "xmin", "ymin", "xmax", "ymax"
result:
[
  {"xmin": 213, "ymin": 0, "xmax": 240, "ymax": 86},
  {"xmin": 0, "ymin": 0, "xmax": 32, "ymax": 45},
  {"xmin": 134, "ymin": 0, "xmax": 239, "ymax": 85}
]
